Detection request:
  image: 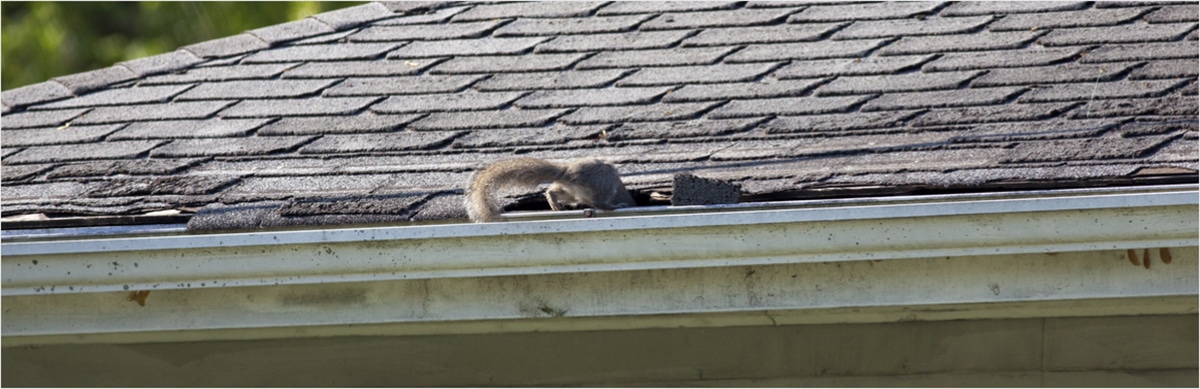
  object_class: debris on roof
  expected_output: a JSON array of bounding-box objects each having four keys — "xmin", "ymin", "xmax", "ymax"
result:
[{"xmin": 1, "ymin": 1, "xmax": 1196, "ymax": 231}]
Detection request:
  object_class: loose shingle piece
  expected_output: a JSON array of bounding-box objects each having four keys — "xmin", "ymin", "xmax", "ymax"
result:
[{"xmin": 1, "ymin": 1, "xmax": 1196, "ymax": 230}]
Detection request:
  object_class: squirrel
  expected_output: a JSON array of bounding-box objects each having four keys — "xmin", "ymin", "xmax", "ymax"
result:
[{"xmin": 465, "ymin": 157, "xmax": 635, "ymax": 223}]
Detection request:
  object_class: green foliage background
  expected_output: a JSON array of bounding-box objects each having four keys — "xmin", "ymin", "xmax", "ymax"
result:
[{"xmin": 1, "ymin": 2, "xmax": 365, "ymax": 90}]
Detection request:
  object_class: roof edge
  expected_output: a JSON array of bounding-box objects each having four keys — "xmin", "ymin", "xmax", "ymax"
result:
[{"xmin": 2, "ymin": 186, "xmax": 1195, "ymax": 297}]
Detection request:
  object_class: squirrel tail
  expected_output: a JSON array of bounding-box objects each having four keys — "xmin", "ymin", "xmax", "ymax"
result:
[{"xmin": 466, "ymin": 158, "xmax": 566, "ymax": 222}]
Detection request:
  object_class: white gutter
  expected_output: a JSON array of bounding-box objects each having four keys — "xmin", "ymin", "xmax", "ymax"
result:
[{"xmin": 2, "ymin": 186, "xmax": 1197, "ymax": 345}]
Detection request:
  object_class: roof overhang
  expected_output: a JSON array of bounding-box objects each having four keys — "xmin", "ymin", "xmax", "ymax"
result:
[{"xmin": 2, "ymin": 185, "xmax": 1197, "ymax": 347}]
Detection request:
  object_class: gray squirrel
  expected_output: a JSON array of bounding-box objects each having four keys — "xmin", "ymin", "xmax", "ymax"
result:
[{"xmin": 465, "ymin": 157, "xmax": 635, "ymax": 223}]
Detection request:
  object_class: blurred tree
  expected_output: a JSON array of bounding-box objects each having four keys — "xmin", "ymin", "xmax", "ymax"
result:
[{"xmin": 1, "ymin": 2, "xmax": 364, "ymax": 90}]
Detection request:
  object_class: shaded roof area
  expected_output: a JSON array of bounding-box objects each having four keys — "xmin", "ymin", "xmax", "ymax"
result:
[{"xmin": 1, "ymin": 1, "xmax": 1197, "ymax": 231}]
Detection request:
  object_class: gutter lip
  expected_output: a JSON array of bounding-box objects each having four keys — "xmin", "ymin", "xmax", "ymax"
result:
[{"xmin": 2, "ymin": 184, "xmax": 1196, "ymax": 257}]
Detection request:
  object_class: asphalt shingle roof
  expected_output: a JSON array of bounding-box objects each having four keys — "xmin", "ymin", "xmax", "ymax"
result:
[{"xmin": 1, "ymin": 1, "xmax": 1197, "ymax": 231}]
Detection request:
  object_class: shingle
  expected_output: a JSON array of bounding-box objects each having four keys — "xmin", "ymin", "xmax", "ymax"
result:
[
  {"xmin": 595, "ymin": 1, "xmax": 738, "ymax": 16},
  {"xmin": 150, "ymin": 136, "xmax": 316, "ymax": 158},
  {"xmin": 371, "ymin": 91, "xmax": 526, "ymax": 114},
  {"xmin": 575, "ymin": 46, "xmax": 736, "ymax": 70},
  {"xmin": 257, "ymin": 112, "xmax": 423, "ymax": 135},
  {"xmin": 910, "ymin": 102, "xmax": 1078, "ymax": 127},
  {"xmin": 922, "ymin": 47, "xmax": 1082, "ymax": 72},
  {"xmin": 1070, "ymin": 95, "xmax": 1198, "ymax": 119},
  {"xmin": 182, "ymin": 33, "xmax": 271, "ymax": 59},
  {"xmin": 194, "ymin": 54, "xmax": 247, "ymax": 67},
  {"xmin": 860, "ymin": 87, "xmax": 1027, "ymax": 111},
  {"xmin": 1095, "ymin": 2, "xmax": 1193, "ymax": 8},
  {"xmin": 1039, "ymin": 22, "xmax": 1195, "ymax": 46},
  {"xmin": 1144, "ymin": 5, "xmax": 1200, "ymax": 23},
  {"xmin": 1019, "ymin": 79, "xmax": 1188, "ymax": 103},
  {"xmin": 243, "ymin": 42, "xmax": 400, "ymax": 63},
  {"xmin": 725, "ymin": 39, "xmax": 890, "ymax": 62},
  {"xmin": 788, "ymin": 2, "xmax": 944, "ymax": 22},
  {"xmin": 681, "ymin": 23, "xmax": 846, "ymax": 46},
  {"xmin": 1120, "ymin": 119, "xmax": 1197, "ymax": 138},
  {"xmin": 1179, "ymin": 81, "xmax": 1199, "ymax": 96},
  {"xmin": 475, "ymin": 69, "xmax": 628, "ymax": 91},
  {"xmin": 1, "ymin": 164, "xmax": 55, "ymax": 183},
  {"xmin": 940, "ymin": 1, "xmax": 1088, "ymax": 16},
  {"xmin": 948, "ymin": 119, "xmax": 1120, "ymax": 144},
  {"xmin": 452, "ymin": 124, "xmax": 609, "ymax": 148},
  {"xmin": 762, "ymin": 110, "xmax": 924, "ymax": 134},
  {"xmin": 277, "ymin": 193, "xmax": 430, "ymax": 217},
  {"xmin": 406, "ymin": 192, "xmax": 467, "ymax": 221},
  {"xmin": 108, "ymin": 118, "xmax": 273, "ymax": 140},
  {"xmin": 175, "ymin": 79, "xmax": 337, "ymax": 100},
  {"xmin": 879, "ymin": 30, "xmax": 1042, "ymax": 56},
  {"xmin": 2, "ymin": 124, "xmax": 124, "ymax": 147},
  {"xmin": 74, "ymin": 101, "xmax": 235, "ymax": 125},
  {"xmin": 283, "ymin": 59, "xmax": 441, "ymax": 79},
  {"xmin": 661, "ymin": 78, "xmax": 826, "ymax": 102},
  {"xmin": 534, "ymin": 30, "xmax": 693, "ymax": 53},
  {"xmin": 51, "ymin": 66, "xmax": 138, "ymax": 95},
  {"xmin": 219, "ymin": 97, "xmax": 380, "ymax": 118},
  {"xmin": 604, "ymin": 118, "xmax": 763, "ymax": 141},
  {"xmin": 309, "ymin": 2, "xmax": 396, "ymax": 30},
  {"xmin": 616, "ymin": 63, "xmax": 779, "ymax": 86},
  {"xmin": 559, "ymin": 102, "xmax": 719, "ymax": 124},
  {"xmin": 140, "ymin": 63, "xmax": 297, "ymax": 85},
  {"xmin": 3, "ymin": 140, "xmax": 164, "ymax": 164},
  {"xmin": 299, "ymin": 131, "xmax": 461, "ymax": 154},
  {"xmin": 288, "ymin": 28, "xmax": 360, "ymax": 45},
  {"xmin": 350, "ymin": 20, "xmax": 503, "ymax": 42},
  {"xmin": 971, "ymin": 62, "xmax": 1141, "ymax": 87},
  {"xmin": 324, "ymin": 75, "xmax": 485, "ymax": 97},
  {"xmin": 45, "ymin": 158, "xmax": 203, "ymax": 179},
  {"xmin": 453, "ymin": 1, "xmax": 607, "ymax": 21},
  {"xmin": 709, "ymin": 133, "xmax": 948, "ymax": 161},
  {"xmin": 377, "ymin": 170, "xmax": 468, "ymax": 192},
  {"xmin": 513, "ymin": 87, "xmax": 670, "ymax": 108},
  {"xmin": 640, "ymin": 7, "xmax": 799, "ymax": 30},
  {"xmin": 429, "ymin": 53, "xmax": 587, "ymax": 74},
  {"xmin": 408, "ymin": 109, "xmax": 569, "ymax": 130},
  {"xmin": 1080, "ymin": 41, "xmax": 1200, "ymax": 63},
  {"xmin": 1000, "ymin": 135, "xmax": 1175, "ymax": 163},
  {"xmin": 248, "ymin": 18, "xmax": 337, "ymax": 44},
  {"xmin": 34, "ymin": 84, "xmax": 193, "ymax": 109},
  {"xmin": 817, "ymin": 71, "xmax": 981, "ymax": 96},
  {"xmin": 988, "ymin": 7, "xmax": 1150, "ymax": 31},
  {"xmin": 184, "ymin": 201, "xmax": 285, "ymax": 231},
  {"xmin": 833, "ymin": 16, "xmax": 992, "ymax": 40},
  {"xmin": 707, "ymin": 95, "xmax": 870, "ymax": 118},
  {"xmin": 0, "ymin": 181, "xmax": 99, "ymax": 201},
  {"xmin": 374, "ymin": 5, "xmax": 468, "ymax": 25},
  {"xmin": 389, "ymin": 37, "xmax": 548, "ymax": 58},
  {"xmin": 116, "ymin": 50, "xmax": 205, "ymax": 77},
  {"xmin": 775, "ymin": 54, "xmax": 934, "ymax": 79},
  {"xmin": 1, "ymin": 81, "xmax": 74, "ymax": 109},
  {"xmin": 88, "ymin": 175, "xmax": 242, "ymax": 197},
  {"xmin": 221, "ymin": 174, "xmax": 392, "ymax": 201},
  {"xmin": 1, "ymin": 108, "xmax": 89, "ymax": 129},
  {"xmin": 187, "ymin": 158, "xmax": 344, "ymax": 177},
  {"xmin": 494, "ymin": 15, "xmax": 652, "ymax": 37},
  {"xmin": 1129, "ymin": 59, "xmax": 1200, "ymax": 80}
]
